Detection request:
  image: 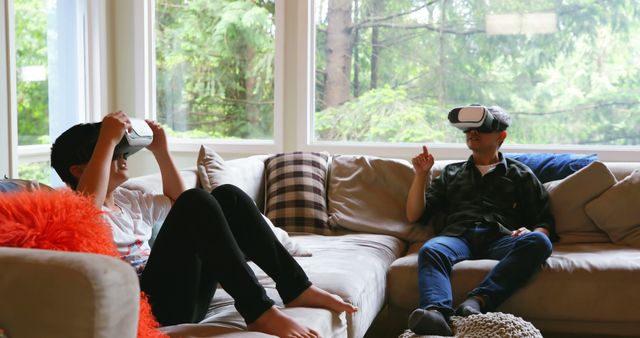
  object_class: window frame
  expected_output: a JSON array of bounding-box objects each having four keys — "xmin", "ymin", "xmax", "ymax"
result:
[
  {"xmin": 146, "ymin": 0, "xmax": 285, "ymax": 156},
  {"xmin": 301, "ymin": 0, "xmax": 640, "ymax": 162},
  {"xmin": 2, "ymin": 0, "xmax": 108, "ymax": 179},
  {"xmin": 1, "ymin": 0, "xmax": 18, "ymax": 177}
]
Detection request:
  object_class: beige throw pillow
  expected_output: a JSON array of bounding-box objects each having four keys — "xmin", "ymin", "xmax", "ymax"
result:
[
  {"xmin": 261, "ymin": 214, "xmax": 312, "ymax": 257},
  {"xmin": 544, "ymin": 161, "xmax": 616, "ymax": 244},
  {"xmin": 586, "ymin": 170, "xmax": 640, "ymax": 247},
  {"xmin": 326, "ymin": 155, "xmax": 434, "ymax": 242}
]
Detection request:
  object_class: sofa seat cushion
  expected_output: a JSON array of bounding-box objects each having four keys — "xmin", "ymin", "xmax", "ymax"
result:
[
  {"xmin": 196, "ymin": 233, "xmax": 406, "ymax": 338},
  {"xmin": 162, "ymin": 306, "xmax": 343, "ymax": 338},
  {"xmin": 388, "ymin": 242, "xmax": 640, "ymax": 325}
]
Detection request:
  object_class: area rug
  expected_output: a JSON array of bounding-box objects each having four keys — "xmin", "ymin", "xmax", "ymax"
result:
[{"xmin": 399, "ymin": 312, "xmax": 542, "ymax": 338}]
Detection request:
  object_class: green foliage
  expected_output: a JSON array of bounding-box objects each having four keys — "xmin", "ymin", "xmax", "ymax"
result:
[
  {"xmin": 315, "ymin": 87, "xmax": 458, "ymax": 142},
  {"xmin": 315, "ymin": 0, "xmax": 640, "ymax": 145},
  {"xmin": 18, "ymin": 161, "xmax": 51, "ymax": 185},
  {"xmin": 15, "ymin": 0, "xmax": 49, "ymax": 145},
  {"xmin": 156, "ymin": 0, "xmax": 275, "ymax": 140},
  {"xmin": 14, "ymin": 0, "xmax": 640, "ymax": 147}
]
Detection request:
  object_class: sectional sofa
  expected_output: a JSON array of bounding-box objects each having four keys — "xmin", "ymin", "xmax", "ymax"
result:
[{"xmin": 1, "ymin": 147, "xmax": 639, "ymax": 338}]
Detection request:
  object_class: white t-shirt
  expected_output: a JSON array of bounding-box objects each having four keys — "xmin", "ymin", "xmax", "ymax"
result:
[
  {"xmin": 101, "ymin": 187, "xmax": 172, "ymax": 273},
  {"xmin": 476, "ymin": 163, "xmax": 499, "ymax": 176}
]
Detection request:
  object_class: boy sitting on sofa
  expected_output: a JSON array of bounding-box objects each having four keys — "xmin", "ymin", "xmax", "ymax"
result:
[
  {"xmin": 405, "ymin": 105, "xmax": 556, "ymax": 336},
  {"xmin": 50, "ymin": 111, "xmax": 357, "ymax": 338}
]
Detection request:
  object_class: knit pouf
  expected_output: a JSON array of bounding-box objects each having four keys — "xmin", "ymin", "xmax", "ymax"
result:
[{"xmin": 400, "ymin": 312, "xmax": 542, "ymax": 338}]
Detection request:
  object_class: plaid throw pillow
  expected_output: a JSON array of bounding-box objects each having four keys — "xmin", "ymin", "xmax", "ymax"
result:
[{"xmin": 265, "ymin": 151, "xmax": 331, "ymax": 233}]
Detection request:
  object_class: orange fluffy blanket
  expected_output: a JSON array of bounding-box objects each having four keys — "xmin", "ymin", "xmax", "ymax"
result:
[{"xmin": 0, "ymin": 190, "xmax": 167, "ymax": 338}]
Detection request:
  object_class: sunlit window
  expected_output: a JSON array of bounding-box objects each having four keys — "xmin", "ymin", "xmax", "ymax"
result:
[
  {"xmin": 155, "ymin": 0, "xmax": 276, "ymax": 141},
  {"xmin": 15, "ymin": 0, "xmax": 86, "ymax": 182},
  {"xmin": 314, "ymin": 1, "xmax": 640, "ymax": 146}
]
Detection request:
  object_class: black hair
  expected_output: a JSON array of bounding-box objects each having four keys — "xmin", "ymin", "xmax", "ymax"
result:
[
  {"xmin": 50, "ymin": 122, "xmax": 102, "ymax": 190},
  {"xmin": 487, "ymin": 105, "xmax": 511, "ymax": 130}
]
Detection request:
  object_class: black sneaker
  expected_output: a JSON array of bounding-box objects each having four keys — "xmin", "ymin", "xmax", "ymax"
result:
[{"xmin": 407, "ymin": 308, "xmax": 453, "ymax": 336}]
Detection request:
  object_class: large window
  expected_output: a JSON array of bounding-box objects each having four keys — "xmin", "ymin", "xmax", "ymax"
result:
[
  {"xmin": 14, "ymin": 0, "xmax": 87, "ymax": 184},
  {"xmin": 314, "ymin": 0, "xmax": 640, "ymax": 146},
  {"xmin": 155, "ymin": 0, "xmax": 276, "ymax": 141}
]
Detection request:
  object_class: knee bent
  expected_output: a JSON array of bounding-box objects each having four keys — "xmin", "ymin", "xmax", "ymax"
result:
[
  {"xmin": 176, "ymin": 188, "xmax": 211, "ymax": 203},
  {"xmin": 418, "ymin": 244, "xmax": 445, "ymax": 265},
  {"xmin": 211, "ymin": 183, "xmax": 243, "ymax": 197},
  {"xmin": 520, "ymin": 231, "xmax": 552, "ymax": 257}
]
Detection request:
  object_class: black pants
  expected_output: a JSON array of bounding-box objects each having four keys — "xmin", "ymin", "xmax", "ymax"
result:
[{"xmin": 139, "ymin": 185, "xmax": 311, "ymax": 326}]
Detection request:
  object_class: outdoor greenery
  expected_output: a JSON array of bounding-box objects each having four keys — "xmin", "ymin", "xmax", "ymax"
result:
[
  {"xmin": 15, "ymin": 0, "xmax": 49, "ymax": 146},
  {"xmin": 12, "ymin": 0, "xmax": 640, "ymax": 184},
  {"xmin": 315, "ymin": 0, "xmax": 640, "ymax": 145},
  {"xmin": 156, "ymin": 0, "xmax": 276, "ymax": 140}
]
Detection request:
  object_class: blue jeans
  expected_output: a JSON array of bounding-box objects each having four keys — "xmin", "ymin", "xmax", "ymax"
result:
[{"xmin": 417, "ymin": 223, "xmax": 552, "ymax": 317}]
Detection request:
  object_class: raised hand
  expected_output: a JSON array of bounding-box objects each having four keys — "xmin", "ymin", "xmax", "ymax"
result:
[
  {"xmin": 411, "ymin": 145, "xmax": 435, "ymax": 174},
  {"xmin": 144, "ymin": 119, "xmax": 168, "ymax": 154},
  {"xmin": 99, "ymin": 111, "xmax": 130, "ymax": 146}
]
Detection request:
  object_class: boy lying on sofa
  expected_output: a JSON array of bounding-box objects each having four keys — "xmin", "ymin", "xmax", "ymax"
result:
[{"xmin": 50, "ymin": 111, "xmax": 357, "ymax": 338}]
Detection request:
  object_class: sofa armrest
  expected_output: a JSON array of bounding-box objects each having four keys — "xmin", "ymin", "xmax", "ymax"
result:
[{"xmin": 0, "ymin": 247, "xmax": 140, "ymax": 338}]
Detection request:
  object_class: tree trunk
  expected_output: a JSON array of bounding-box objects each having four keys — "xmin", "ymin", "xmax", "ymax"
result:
[
  {"xmin": 353, "ymin": 0, "xmax": 360, "ymax": 97},
  {"xmin": 438, "ymin": 0, "xmax": 448, "ymax": 107},
  {"xmin": 325, "ymin": 0, "xmax": 353, "ymax": 107},
  {"xmin": 369, "ymin": 0, "xmax": 384, "ymax": 89}
]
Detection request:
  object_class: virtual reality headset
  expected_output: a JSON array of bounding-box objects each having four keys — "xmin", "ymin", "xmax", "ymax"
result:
[
  {"xmin": 113, "ymin": 119, "xmax": 153, "ymax": 159},
  {"xmin": 448, "ymin": 106, "xmax": 509, "ymax": 133}
]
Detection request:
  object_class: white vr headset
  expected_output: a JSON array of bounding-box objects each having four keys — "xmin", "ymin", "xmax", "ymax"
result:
[
  {"xmin": 113, "ymin": 119, "xmax": 154, "ymax": 159},
  {"xmin": 447, "ymin": 105, "xmax": 508, "ymax": 133}
]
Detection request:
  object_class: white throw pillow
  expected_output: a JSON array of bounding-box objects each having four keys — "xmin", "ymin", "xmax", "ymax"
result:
[
  {"xmin": 586, "ymin": 170, "xmax": 640, "ymax": 247},
  {"xmin": 196, "ymin": 145, "xmax": 267, "ymax": 208},
  {"xmin": 262, "ymin": 214, "xmax": 312, "ymax": 257}
]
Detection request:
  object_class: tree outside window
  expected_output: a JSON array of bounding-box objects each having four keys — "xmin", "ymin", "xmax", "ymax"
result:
[
  {"xmin": 315, "ymin": 0, "xmax": 640, "ymax": 146},
  {"xmin": 155, "ymin": 0, "xmax": 276, "ymax": 141}
]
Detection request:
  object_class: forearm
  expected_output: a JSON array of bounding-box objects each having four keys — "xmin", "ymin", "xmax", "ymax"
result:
[
  {"xmin": 153, "ymin": 149, "xmax": 186, "ymax": 202},
  {"xmin": 406, "ymin": 172, "xmax": 430, "ymax": 223},
  {"xmin": 77, "ymin": 139, "xmax": 118, "ymax": 208}
]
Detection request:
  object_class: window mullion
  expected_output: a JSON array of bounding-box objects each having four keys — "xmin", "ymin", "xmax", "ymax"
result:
[{"xmin": 1, "ymin": 0, "xmax": 18, "ymax": 178}]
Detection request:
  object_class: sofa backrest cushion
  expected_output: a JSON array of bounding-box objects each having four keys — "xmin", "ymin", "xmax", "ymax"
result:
[
  {"xmin": 264, "ymin": 151, "xmax": 332, "ymax": 234},
  {"xmin": 586, "ymin": 169, "xmax": 640, "ymax": 247},
  {"xmin": 544, "ymin": 161, "xmax": 616, "ymax": 244},
  {"xmin": 326, "ymin": 155, "xmax": 434, "ymax": 242},
  {"xmin": 197, "ymin": 145, "xmax": 267, "ymax": 210}
]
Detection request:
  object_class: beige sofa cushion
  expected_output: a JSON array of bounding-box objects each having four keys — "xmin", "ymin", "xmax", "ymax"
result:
[
  {"xmin": 544, "ymin": 161, "xmax": 615, "ymax": 244},
  {"xmin": 586, "ymin": 170, "xmax": 640, "ymax": 247},
  {"xmin": 327, "ymin": 155, "xmax": 434, "ymax": 242},
  {"xmin": 196, "ymin": 145, "xmax": 267, "ymax": 209},
  {"xmin": 200, "ymin": 233, "xmax": 406, "ymax": 338},
  {"xmin": 388, "ymin": 243, "xmax": 640, "ymax": 325}
]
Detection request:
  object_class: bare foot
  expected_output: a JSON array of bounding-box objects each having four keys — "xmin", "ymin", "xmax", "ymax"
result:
[
  {"xmin": 248, "ymin": 306, "xmax": 320, "ymax": 338},
  {"xmin": 286, "ymin": 285, "xmax": 358, "ymax": 314}
]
